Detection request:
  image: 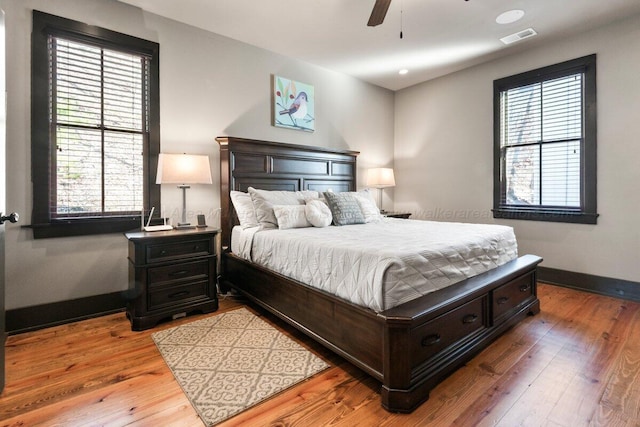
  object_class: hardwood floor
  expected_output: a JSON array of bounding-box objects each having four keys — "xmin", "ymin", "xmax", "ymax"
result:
[{"xmin": 1, "ymin": 283, "xmax": 639, "ymax": 426}]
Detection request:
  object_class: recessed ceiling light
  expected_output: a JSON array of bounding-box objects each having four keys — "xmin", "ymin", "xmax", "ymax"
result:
[
  {"xmin": 398, "ymin": 69, "xmax": 409, "ymax": 75},
  {"xmin": 496, "ymin": 9, "xmax": 525, "ymax": 25}
]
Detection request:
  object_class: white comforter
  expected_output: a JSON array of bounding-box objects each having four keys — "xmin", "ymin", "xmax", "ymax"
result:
[{"xmin": 233, "ymin": 219, "xmax": 518, "ymax": 312}]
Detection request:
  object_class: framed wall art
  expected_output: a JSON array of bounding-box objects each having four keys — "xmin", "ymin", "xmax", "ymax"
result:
[{"xmin": 272, "ymin": 75, "xmax": 315, "ymax": 132}]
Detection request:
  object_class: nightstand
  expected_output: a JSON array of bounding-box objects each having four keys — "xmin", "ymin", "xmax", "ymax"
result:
[
  {"xmin": 383, "ymin": 212, "xmax": 412, "ymax": 219},
  {"xmin": 124, "ymin": 227, "xmax": 219, "ymax": 331}
]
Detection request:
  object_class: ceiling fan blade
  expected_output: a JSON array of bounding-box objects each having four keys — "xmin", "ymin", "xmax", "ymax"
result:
[{"xmin": 367, "ymin": 0, "xmax": 392, "ymax": 27}]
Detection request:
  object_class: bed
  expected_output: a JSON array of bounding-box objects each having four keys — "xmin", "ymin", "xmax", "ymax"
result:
[{"xmin": 216, "ymin": 136, "xmax": 542, "ymax": 413}]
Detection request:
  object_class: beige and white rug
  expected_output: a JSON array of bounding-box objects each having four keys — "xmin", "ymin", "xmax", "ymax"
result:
[{"xmin": 151, "ymin": 308, "xmax": 329, "ymax": 426}]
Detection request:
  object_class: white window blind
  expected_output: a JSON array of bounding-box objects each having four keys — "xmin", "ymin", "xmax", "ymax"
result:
[
  {"xmin": 499, "ymin": 73, "xmax": 583, "ymax": 209},
  {"xmin": 52, "ymin": 37, "xmax": 147, "ymax": 217}
]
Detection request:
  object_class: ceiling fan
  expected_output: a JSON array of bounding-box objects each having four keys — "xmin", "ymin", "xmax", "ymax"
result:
[
  {"xmin": 367, "ymin": 0, "xmax": 392, "ymax": 27},
  {"xmin": 367, "ymin": 0, "xmax": 470, "ymax": 27}
]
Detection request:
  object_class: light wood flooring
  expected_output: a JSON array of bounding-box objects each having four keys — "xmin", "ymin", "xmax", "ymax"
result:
[{"xmin": 1, "ymin": 283, "xmax": 639, "ymax": 426}]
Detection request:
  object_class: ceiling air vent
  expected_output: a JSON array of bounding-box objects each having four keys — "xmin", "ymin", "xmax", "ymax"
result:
[{"xmin": 500, "ymin": 28, "xmax": 537, "ymax": 45}]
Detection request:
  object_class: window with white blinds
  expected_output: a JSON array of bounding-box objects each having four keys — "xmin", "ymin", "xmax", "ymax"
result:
[
  {"xmin": 493, "ymin": 55, "xmax": 598, "ymax": 224},
  {"xmin": 31, "ymin": 11, "xmax": 160, "ymax": 238},
  {"xmin": 53, "ymin": 37, "xmax": 147, "ymax": 217}
]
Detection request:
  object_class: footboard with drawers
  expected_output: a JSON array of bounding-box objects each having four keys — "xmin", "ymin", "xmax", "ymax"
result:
[{"xmin": 218, "ymin": 136, "xmax": 542, "ymax": 412}]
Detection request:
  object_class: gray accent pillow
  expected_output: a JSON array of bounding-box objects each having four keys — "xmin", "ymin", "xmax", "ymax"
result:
[{"xmin": 323, "ymin": 192, "xmax": 366, "ymax": 226}]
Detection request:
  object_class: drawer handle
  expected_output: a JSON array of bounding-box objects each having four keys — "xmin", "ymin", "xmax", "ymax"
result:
[
  {"xmin": 497, "ymin": 296, "xmax": 509, "ymax": 305},
  {"xmin": 462, "ymin": 314, "xmax": 478, "ymax": 324},
  {"xmin": 169, "ymin": 270, "xmax": 190, "ymax": 278},
  {"xmin": 519, "ymin": 284, "xmax": 531, "ymax": 292},
  {"xmin": 193, "ymin": 245, "xmax": 201, "ymax": 251},
  {"xmin": 168, "ymin": 290, "xmax": 190, "ymax": 299},
  {"xmin": 421, "ymin": 334, "xmax": 441, "ymax": 347},
  {"xmin": 160, "ymin": 250, "xmax": 167, "ymax": 256}
]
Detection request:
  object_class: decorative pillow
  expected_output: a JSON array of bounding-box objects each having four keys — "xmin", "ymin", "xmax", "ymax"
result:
[
  {"xmin": 304, "ymin": 195, "xmax": 328, "ymax": 206},
  {"xmin": 356, "ymin": 194, "xmax": 383, "ymax": 223},
  {"xmin": 358, "ymin": 188, "xmax": 378, "ymax": 208},
  {"xmin": 248, "ymin": 187, "xmax": 319, "ymax": 229},
  {"xmin": 230, "ymin": 191, "xmax": 259, "ymax": 228},
  {"xmin": 323, "ymin": 192, "xmax": 366, "ymax": 226},
  {"xmin": 273, "ymin": 205, "xmax": 312, "ymax": 230},
  {"xmin": 305, "ymin": 199, "xmax": 333, "ymax": 228}
]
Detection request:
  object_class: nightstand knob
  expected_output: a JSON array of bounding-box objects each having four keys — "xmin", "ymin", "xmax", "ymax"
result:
[
  {"xmin": 168, "ymin": 290, "xmax": 190, "ymax": 299},
  {"xmin": 169, "ymin": 270, "xmax": 189, "ymax": 278}
]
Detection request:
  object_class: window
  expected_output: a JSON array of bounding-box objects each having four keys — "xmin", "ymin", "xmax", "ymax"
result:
[
  {"xmin": 31, "ymin": 11, "xmax": 160, "ymax": 238},
  {"xmin": 493, "ymin": 55, "xmax": 598, "ymax": 224}
]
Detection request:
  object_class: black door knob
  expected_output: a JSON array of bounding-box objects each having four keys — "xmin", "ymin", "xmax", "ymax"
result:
[{"xmin": 0, "ymin": 212, "xmax": 19, "ymax": 224}]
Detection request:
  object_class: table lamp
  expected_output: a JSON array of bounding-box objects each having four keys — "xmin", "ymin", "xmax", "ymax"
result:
[
  {"xmin": 156, "ymin": 153, "xmax": 213, "ymax": 228},
  {"xmin": 366, "ymin": 167, "xmax": 395, "ymax": 213}
]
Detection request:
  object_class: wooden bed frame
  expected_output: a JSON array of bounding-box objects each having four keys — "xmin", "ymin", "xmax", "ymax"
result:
[{"xmin": 216, "ymin": 136, "xmax": 542, "ymax": 413}]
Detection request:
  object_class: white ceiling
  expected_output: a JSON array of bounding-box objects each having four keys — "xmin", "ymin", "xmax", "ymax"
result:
[{"xmin": 118, "ymin": 0, "xmax": 640, "ymax": 91}]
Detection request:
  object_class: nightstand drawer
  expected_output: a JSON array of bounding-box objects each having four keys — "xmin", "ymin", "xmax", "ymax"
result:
[
  {"xmin": 148, "ymin": 281, "xmax": 208, "ymax": 310},
  {"xmin": 148, "ymin": 260, "xmax": 210, "ymax": 288},
  {"xmin": 146, "ymin": 238, "xmax": 212, "ymax": 263}
]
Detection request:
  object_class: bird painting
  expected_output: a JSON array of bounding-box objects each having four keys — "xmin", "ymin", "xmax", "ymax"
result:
[
  {"xmin": 279, "ymin": 91, "xmax": 308, "ymax": 122},
  {"xmin": 273, "ymin": 75, "xmax": 315, "ymax": 132}
]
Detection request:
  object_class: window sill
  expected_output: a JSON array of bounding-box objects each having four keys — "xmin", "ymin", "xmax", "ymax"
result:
[
  {"xmin": 25, "ymin": 217, "xmax": 142, "ymax": 239},
  {"xmin": 492, "ymin": 208, "xmax": 599, "ymax": 224}
]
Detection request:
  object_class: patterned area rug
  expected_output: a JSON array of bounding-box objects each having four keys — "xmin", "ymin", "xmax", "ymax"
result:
[{"xmin": 151, "ymin": 308, "xmax": 329, "ymax": 426}]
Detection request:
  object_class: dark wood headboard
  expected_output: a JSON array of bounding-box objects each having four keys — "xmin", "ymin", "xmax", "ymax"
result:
[{"xmin": 216, "ymin": 136, "xmax": 359, "ymax": 250}]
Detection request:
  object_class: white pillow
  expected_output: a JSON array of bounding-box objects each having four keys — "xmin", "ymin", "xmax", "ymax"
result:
[
  {"xmin": 230, "ymin": 191, "xmax": 259, "ymax": 228},
  {"xmin": 305, "ymin": 199, "xmax": 332, "ymax": 227},
  {"xmin": 273, "ymin": 205, "xmax": 312, "ymax": 230},
  {"xmin": 358, "ymin": 188, "xmax": 378, "ymax": 208},
  {"xmin": 304, "ymin": 195, "xmax": 328, "ymax": 206},
  {"xmin": 355, "ymin": 195, "xmax": 383, "ymax": 223},
  {"xmin": 248, "ymin": 187, "xmax": 319, "ymax": 229}
]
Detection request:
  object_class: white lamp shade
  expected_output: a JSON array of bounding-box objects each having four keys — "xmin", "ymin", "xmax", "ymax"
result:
[
  {"xmin": 366, "ymin": 168, "xmax": 395, "ymax": 188},
  {"xmin": 156, "ymin": 153, "xmax": 213, "ymax": 185}
]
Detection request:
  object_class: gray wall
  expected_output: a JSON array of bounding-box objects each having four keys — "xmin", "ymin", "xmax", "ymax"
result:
[
  {"xmin": 4, "ymin": 0, "xmax": 637, "ymax": 310},
  {"xmin": 394, "ymin": 14, "xmax": 640, "ymax": 283},
  {"xmin": 1, "ymin": 0, "xmax": 395, "ymax": 309}
]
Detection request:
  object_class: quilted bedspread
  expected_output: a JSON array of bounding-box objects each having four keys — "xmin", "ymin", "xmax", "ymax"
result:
[{"xmin": 233, "ymin": 219, "xmax": 518, "ymax": 312}]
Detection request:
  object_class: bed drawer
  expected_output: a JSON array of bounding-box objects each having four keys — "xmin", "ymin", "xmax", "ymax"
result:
[
  {"xmin": 411, "ymin": 296, "xmax": 487, "ymax": 367},
  {"xmin": 146, "ymin": 238, "xmax": 212, "ymax": 263},
  {"xmin": 147, "ymin": 260, "xmax": 210, "ymax": 288},
  {"xmin": 493, "ymin": 272, "xmax": 535, "ymax": 322}
]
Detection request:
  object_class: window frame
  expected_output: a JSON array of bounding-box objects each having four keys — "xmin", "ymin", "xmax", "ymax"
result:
[
  {"xmin": 30, "ymin": 11, "xmax": 160, "ymax": 238},
  {"xmin": 492, "ymin": 54, "xmax": 598, "ymax": 224}
]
